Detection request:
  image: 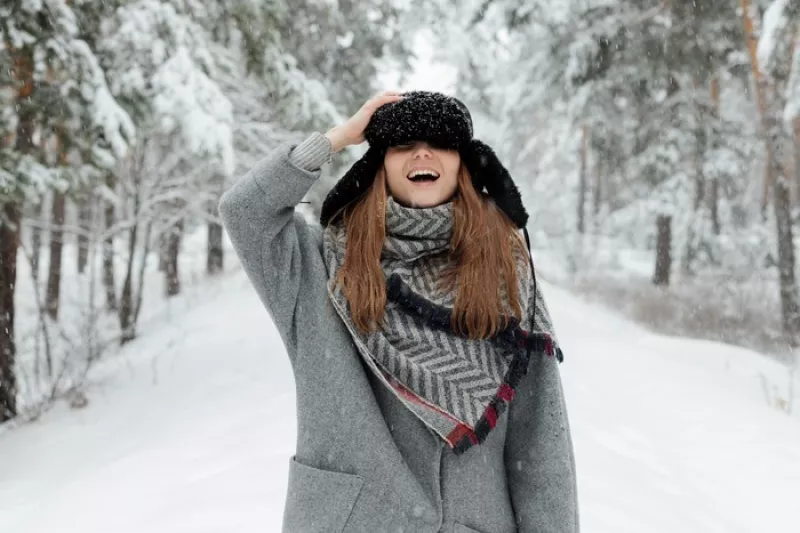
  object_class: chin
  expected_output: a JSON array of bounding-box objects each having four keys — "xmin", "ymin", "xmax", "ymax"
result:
[{"xmin": 400, "ymin": 192, "xmax": 449, "ymax": 208}]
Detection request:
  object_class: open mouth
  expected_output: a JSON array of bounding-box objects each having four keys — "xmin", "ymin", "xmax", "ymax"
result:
[{"xmin": 407, "ymin": 169, "xmax": 440, "ymax": 183}]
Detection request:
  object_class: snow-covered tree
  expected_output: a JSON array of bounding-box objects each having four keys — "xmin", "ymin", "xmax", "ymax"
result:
[
  {"xmin": 753, "ymin": 0, "xmax": 800, "ymax": 343},
  {"xmin": 430, "ymin": 0, "xmax": 763, "ymax": 272},
  {"xmin": 0, "ymin": 0, "xmax": 132, "ymax": 422},
  {"xmin": 87, "ymin": 0, "xmax": 234, "ymax": 339},
  {"xmin": 412, "ymin": 0, "xmax": 795, "ymax": 353},
  {"xmin": 0, "ymin": 0, "xmax": 431, "ymax": 419}
]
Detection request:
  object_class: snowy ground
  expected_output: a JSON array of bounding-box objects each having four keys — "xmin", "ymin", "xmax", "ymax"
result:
[
  {"xmin": 11, "ymin": 225, "xmax": 220, "ymax": 411},
  {"xmin": 1, "ymin": 260, "xmax": 799, "ymax": 532}
]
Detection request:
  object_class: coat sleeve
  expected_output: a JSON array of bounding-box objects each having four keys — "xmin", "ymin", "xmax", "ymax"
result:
[
  {"xmin": 505, "ymin": 281, "xmax": 580, "ymax": 532},
  {"xmin": 218, "ymin": 138, "xmax": 326, "ymax": 365}
]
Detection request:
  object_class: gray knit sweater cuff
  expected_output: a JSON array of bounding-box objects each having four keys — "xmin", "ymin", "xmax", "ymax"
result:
[{"xmin": 289, "ymin": 132, "xmax": 332, "ymax": 171}]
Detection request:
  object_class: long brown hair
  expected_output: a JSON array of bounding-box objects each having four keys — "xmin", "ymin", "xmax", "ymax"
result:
[{"xmin": 334, "ymin": 164, "xmax": 528, "ymax": 339}]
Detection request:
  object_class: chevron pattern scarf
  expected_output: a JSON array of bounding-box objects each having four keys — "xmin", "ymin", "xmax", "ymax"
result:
[{"xmin": 322, "ymin": 196, "xmax": 560, "ymax": 453}]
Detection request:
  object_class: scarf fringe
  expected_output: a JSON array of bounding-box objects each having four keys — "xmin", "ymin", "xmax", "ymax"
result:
[{"xmin": 387, "ymin": 273, "xmax": 563, "ymax": 455}]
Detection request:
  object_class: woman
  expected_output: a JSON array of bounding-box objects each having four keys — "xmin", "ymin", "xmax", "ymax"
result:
[{"xmin": 219, "ymin": 91, "xmax": 579, "ymax": 533}]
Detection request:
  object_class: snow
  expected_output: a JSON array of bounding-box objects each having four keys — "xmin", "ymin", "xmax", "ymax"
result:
[
  {"xmin": 756, "ymin": 0, "xmax": 789, "ymax": 70},
  {"xmin": 785, "ymin": 42, "xmax": 800, "ymax": 123},
  {"xmin": 97, "ymin": 0, "xmax": 236, "ymax": 174},
  {"xmin": 152, "ymin": 46, "xmax": 235, "ymax": 175},
  {"xmin": 70, "ymin": 39, "xmax": 136, "ymax": 159},
  {"xmin": 1, "ymin": 258, "xmax": 799, "ymax": 532},
  {"xmin": 2, "ymin": 268, "xmax": 295, "ymax": 533}
]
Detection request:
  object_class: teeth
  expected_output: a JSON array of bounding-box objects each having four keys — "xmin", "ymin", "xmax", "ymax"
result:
[{"xmin": 408, "ymin": 169, "xmax": 440, "ymax": 178}]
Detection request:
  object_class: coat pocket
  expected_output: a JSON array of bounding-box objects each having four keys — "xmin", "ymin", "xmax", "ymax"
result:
[
  {"xmin": 282, "ymin": 456, "xmax": 364, "ymax": 533},
  {"xmin": 453, "ymin": 523, "xmax": 488, "ymax": 533}
]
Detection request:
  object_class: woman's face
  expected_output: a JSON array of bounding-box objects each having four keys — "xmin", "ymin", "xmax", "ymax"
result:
[{"xmin": 383, "ymin": 141, "xmax": 460, "ymax": 208}]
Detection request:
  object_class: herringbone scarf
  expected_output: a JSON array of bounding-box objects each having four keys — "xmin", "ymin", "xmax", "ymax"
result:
[{"xmin": 323, "ymin": 197, "xmax": 556, "ymax": 452}]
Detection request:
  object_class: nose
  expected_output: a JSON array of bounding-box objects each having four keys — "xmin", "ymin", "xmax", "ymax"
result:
[{"xmin": 412, "ymin": 142, "xmax": 433, "ymax": 159}]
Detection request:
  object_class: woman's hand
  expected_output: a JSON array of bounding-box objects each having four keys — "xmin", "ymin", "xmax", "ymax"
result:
[{"xmin": 325, "ymin": 91, "xmax": 404, "ymax": 153}]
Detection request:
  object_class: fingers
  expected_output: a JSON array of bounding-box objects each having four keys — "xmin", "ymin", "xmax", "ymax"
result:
[
  {"xmin": 381, "ymin": 91, "xmax": 404, "ymax": 101},
  {"xmin": 361, "ymin": 93, "xmax": 402, "ymax": 115},
  {"xmin": 369, "ymin": 91, "xmax": 404, "ymax": 105}
]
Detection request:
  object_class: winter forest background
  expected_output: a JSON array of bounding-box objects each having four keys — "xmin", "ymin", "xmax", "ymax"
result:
[{"xmin": 1, "ymin": 0, "xmax": 800, "ymax": 531}]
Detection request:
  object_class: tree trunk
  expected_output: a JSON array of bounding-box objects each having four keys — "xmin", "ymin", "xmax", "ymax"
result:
[
  {"xmin": 207, "ymin": 173, "xmax": 225, "ymax": 275},
  {"xmin": 592, "ymin": 156, "xmax": 602, "ymax": 217},
  {"xmin": 133, "ymin": 222, "xmax": 153, "ymax": 328},
  {"xmin": 77, "ymin": 194, "xmax": 91, "ymax": 274},
  {"xmin": 45, "ymin": 126, "xmax": 70, "ymax": 320},
  {"xmin": 119, "ymin": 160, "xmax": 145, "ymax": 345},
  {"xmin": 744, "ymin": 0, "xmax": 800, "ymax": 345},
  {"xmin": 683, "ymin": 79, "xmax": 709, "ymax": 275},
  {"xmin": 157, "ymin": 233, "xmax": 168, "ymax": 272},
  {"xmin": 653, "ymin": 215, "xmax": 672, "ymax": 286},
  {"xmin": 0, "ymin": 204, "xmax": 20, "ymax": 422},
  {"xmin": 794, "ymin": 117, "xmax": 800, "ymax": 206},
  {"xmin": 709, "ymin": 77, "xmax": 721, "ymax": 235},
  {"xmin": 119, "ymin": 221, "xmax": 138, "ymax": 344},
  {"xmin": 30, "ymin": 199, "xmax": 43, "ymax": 282},
  {"xmin": 207, "ymin": 221, "xmax": 224, "ymax": 275},
  {"xmin": 2, "ymin": 45, "xmax": 36, "ymax": 422},
  {"xmin": 45, "ymin": 190, "xmax": 66, "ymax": 320},
  {"xmin": 741, "ymin": 0, "xmax": 772, "ymax": 210},
  {"xmin": 103, "ymin": 174, "xmax": 117, "ymax": 312},
  {"xmin": 207, "ymin": 214, "xmax": 223, "ymax": 276},
  {"xmin": 774, "ymin": 172, "xmax": 800, "ymax": 344},
  {"xmin": 577, "ymin": 124, "xmax": 588, "ymax": 234},
  {"xmin": 165, "ymin": 220, "xmax": 183, "ymax": 297},
  {"xmin": 767, "ymin": 116, "xmax": 800, "ymax": 344},
  {"xmin": 709, "ymin": 178, "xmax": 721, "ymax": 236}
]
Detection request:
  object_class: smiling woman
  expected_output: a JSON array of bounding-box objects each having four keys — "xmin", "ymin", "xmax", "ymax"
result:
[{"xmin": 219, "ymin": 90, "xmax": 578, "ymax": 533}]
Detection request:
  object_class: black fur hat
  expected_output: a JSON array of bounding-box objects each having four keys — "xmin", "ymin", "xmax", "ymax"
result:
[{"xmin": 319, "ymin": 91, "xmax": 529, "ymax": 229}]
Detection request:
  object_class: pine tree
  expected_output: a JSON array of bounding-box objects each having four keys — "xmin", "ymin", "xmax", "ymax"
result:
[
  {"xmin": 0, "ymin": 0, "xmax": 131, "ymax": 421},
  {"xmin": 755, "ymin": 0, "xmax": 800, "ymax": 344}
]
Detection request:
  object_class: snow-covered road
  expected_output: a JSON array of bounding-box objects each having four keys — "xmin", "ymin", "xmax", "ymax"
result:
[{"xmin": 1, "ymin": 268, "xmax": 799, "ymax": 533}]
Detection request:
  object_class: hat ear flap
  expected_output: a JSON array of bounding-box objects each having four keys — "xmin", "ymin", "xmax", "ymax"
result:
[
  {"xmin": 320, "ymin": 146, "xmax": 385, "ymax": 227},
  {"xmin": 461, "ymin": 139, "xmax": 529, "ymax": 229}
]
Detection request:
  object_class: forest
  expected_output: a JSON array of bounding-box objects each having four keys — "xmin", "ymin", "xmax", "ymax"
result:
[{"xmin": 1, "ymin": 0, "xmax": 798, "ymax": 423}]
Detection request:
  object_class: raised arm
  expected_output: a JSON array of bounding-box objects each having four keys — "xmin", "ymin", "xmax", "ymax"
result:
[
  {"xmin": 218, "ymin": 133, "xmax": 330, "ymax": 362},
  {"xmin": 218, "ymin": 91, "xmax": 404, "ymax": 363}
]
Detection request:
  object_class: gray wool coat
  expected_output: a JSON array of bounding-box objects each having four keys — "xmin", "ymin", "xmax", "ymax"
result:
[{"xmin": 218, "ymin": 141, "xmax": 579, "ymax": 533}]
